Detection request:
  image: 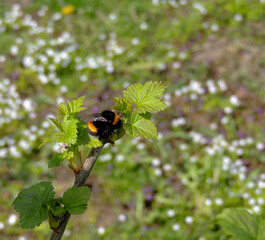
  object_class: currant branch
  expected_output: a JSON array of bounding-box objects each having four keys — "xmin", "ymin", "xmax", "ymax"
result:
[{"xmin": 50, "ymin": 145, "xmax": 104, "ymax": 240}]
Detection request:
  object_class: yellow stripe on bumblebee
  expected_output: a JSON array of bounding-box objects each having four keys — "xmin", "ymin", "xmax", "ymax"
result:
[
  {"xmin": 113, "ymin": 112, "xmax": 120, "ymax": 125},
  {"xmin": 87, "ymin": 122, "xmax": 98, "ymax": 133}
]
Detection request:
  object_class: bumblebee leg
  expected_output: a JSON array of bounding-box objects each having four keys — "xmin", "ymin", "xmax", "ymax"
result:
[{"xmin": 99, "ymin": 135, "xmax": 114, "ymax": 145}]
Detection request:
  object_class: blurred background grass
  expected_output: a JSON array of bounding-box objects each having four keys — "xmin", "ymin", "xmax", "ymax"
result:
[{"xmin": 1, "ymin": 0, "xmax": 265, "ymax": 239}]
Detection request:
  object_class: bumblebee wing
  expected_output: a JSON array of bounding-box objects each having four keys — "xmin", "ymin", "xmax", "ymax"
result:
[
  {"xmin": 79, "ymin": 111, "xmax": 108, "ymax": 122},
  {"xmin": 79, "ymin": 112, "xmax": 99, "ymax": 121},
  {"xmin": 79, "ymin": 109, "xmax": 93, "ymax": 121}
]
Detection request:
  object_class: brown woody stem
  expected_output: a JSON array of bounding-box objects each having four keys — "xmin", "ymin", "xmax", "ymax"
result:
[{"xmin": 50, "ymin": 145, "xmax": 104, "ymax": 240}]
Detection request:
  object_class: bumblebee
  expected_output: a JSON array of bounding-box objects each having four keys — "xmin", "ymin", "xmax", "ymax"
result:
[{"xmin": 85, "ymin": 110, "xmax": 122, "ymax": 144}]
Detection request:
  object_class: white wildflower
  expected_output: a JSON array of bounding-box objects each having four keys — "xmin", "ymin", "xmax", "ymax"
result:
[
  {"xmin": 8, "ymin": 214, "xmax": 17, "ymax": 225},
  {"xmin": 167, "ymin": 209, "xmax": 175, "ymax": 217},
  {"xmin": 172, "ymin": 223, "xmax": 180, "ymax": 231},
  {"xmin": 97, "ymin": 226, "xmax": 106, "ymax": 235},
  {"xmin": 185, "ymin": 216, "xmax": 193, "ymax": 224},
  {"xmin": 118, "ymin": 214, "xmax": 127, "ymax": 222}
]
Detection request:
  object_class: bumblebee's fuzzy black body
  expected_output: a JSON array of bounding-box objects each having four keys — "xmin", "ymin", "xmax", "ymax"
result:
[{"xmin": 86, "ymin": 110, "xmax": 121, "ymax": 143}]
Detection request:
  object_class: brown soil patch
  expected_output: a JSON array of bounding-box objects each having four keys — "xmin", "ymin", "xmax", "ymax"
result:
[{"xmin": 192, "ymin": 38, "xmax": 265, "ymax": 95}]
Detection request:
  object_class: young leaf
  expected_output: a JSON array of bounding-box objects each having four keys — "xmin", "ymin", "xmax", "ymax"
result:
[
  {"xmin": 123, "ymin": 81, "xmax": 167, "ymax": 113},
  {"xmin": 49, "ymin": 118, "xmax": 63, "ymax": 131},
  {"xmin": 125, "ymin": 113, "xmax": 157, "ymax": 139},
  {"xmin": 53, "ymin": 206, "xmax": 66, "ymax": 216},
  {"xmin": 53, "ymin": 119, "xmax": 78, "ymax": 145},
  {"xmin": 62, "ymin": 186, "xmax": 91, "ymax": 215},
  {"xmin": 218, "ymin": 208, "xmax": 265, "ymax": 240},
  {"xmin": 39, "ymin": 135, "xmax": 57, "ymax": 148},
  {"xmin": 48, "ymin": 199, "xmax": 66, "ymax": 217},
  {"xmin": 13, "ymin": 182, "xmax": 55, "ymax": 229},
  {"xmin": 112, "ymin": 97, "xmax": 132, "ymax": 113},
  {"xmin": 67, "ymin": 96, "xmax": 86, "ymax": 116},
  {"xmin": 62, "ymin": 150, "xmax": 74, "ymax": 160},
  {"xmin": 58, "ymin": 102, "xmax": 68, "ymax": 118},
  {"xmin": 48, "ymin": 212, "xmax": 60, "ymax": 229},
  {"xmin": 85, "ymin": 138, "xmax": 103, "ymax": 148},
  {"xmin": 58, "ymin": 96, "xmax": 86, "ymax": 118},
  {"xmin": 111, "ymin": 97, "xmax": 132, "ymax": 120},
  {"xmin": 48, "ymin": 153, "xmax": 64, "ymax": 168}
]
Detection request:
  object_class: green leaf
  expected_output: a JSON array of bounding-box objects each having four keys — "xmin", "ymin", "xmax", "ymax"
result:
[
  {"xmin": 48, "ymin": 153, "xmax": 64, "ymax": 168},
  {"xmin": 76, "ymin": 121, "xmax": 90, "ymax": 145},
  {"xmin": 139, "ymin": 112, "xmax": 151, "ymax": 120},
  {"xmin": 125, "ymin": 113, "xmax": 157, "ymax": 139},
  {"xmin": 111, "ymin": 97, "xmax": 132, "ymax": 121},
  {"xmin": 218, "ymin": 208, "xmax": 265, "ymax": 240},
  {"xmin": 123, "ymin": 81, "xmax": 167, "ymax": 113},
  {"xmin": 85, "ymin": 138, "xmax": 103, "ymax": 148},
  {"xmin": 13, "ymin": 182, "xmax": 55, "ymax": 229},
  {"xmin": 54, "ymin": 119, "xmax": 78, "ymax": 145},
  {"xmin": 56, "ymin": 197, "xmax": 63, "ymax": 204},
  {"xmin": 62, "ymin": 186, "xmax": 91, "ymax": 215}
]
